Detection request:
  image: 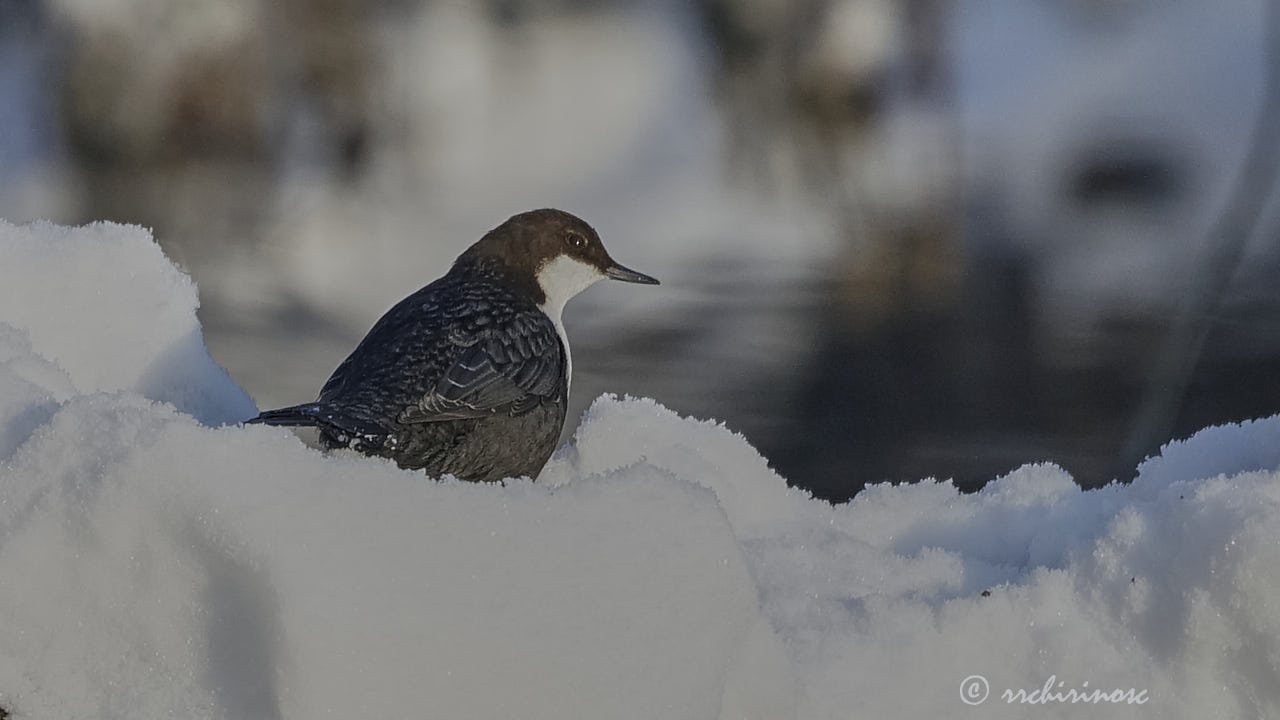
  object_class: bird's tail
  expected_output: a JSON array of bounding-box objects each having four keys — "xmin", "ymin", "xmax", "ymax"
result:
[
  {"xmin": 245, "ymin": 403, "xmax": 391, "ymax": 450},
  {"xmin": 245, "ymin": 403, "xmax": 329, "ymax": 428}
]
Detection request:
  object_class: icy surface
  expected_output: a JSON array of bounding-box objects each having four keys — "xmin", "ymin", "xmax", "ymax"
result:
[{"xmin": 2, "ymin": 220, "xmax": 1279, "ymax": 718}]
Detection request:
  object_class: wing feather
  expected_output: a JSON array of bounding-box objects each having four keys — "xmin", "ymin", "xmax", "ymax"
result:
[{"xmin": 398, "ymin": 310, "xmax": 564, "ymax": 423}]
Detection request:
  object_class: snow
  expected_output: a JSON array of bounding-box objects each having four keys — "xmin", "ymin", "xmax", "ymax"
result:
[
  {"xmin": 2, "ymin": 219, "xmax": 1280, "ymax": 717},
  {"xmin": 0, "ymin": 220, "xmax": 254, "ymax": 426}
]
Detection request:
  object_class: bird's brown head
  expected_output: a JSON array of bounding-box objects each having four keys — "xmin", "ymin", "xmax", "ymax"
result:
[{"xmin": 456, "ymin": 209, "xmax": 658, "ymax": 311}]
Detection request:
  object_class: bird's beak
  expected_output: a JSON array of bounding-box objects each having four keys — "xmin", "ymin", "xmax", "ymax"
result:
[{"xmin": 604, "ymin": 261, "xmax": 660, "ymax": 285}]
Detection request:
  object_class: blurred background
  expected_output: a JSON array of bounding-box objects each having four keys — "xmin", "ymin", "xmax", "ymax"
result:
[{"xmin": 2, "ymin": 0, "xmax": 1279, "ymax": 501}]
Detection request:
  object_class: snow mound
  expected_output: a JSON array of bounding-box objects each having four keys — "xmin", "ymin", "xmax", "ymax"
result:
[
  {"xmin": 1, "ymin": 219, "xmax": 1278, "ymax": 718},
  {"xmin": 0, "ymin": 219, "xmax": 254, "ymax": 425}
]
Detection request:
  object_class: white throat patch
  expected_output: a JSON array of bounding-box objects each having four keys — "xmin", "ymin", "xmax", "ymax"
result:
[{"xmin": 535, "ymin": 254, "xmax": 606, "ymax": 396}]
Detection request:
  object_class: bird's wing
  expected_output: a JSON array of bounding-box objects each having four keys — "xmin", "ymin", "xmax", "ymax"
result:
[
  {"xmin": 318, "ymin": 354, "xmax": 355, "ymax": 401},
  {"xmin": 398, "ymin": 310, "xmax": 564, "ymax": 423}
]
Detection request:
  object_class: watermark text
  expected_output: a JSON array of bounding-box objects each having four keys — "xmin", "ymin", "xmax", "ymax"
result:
[{"xmin": 960, "ymin": 674, "xmax": 1149, "ymax": 707}]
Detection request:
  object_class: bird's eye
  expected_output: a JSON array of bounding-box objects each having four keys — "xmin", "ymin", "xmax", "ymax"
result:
[{"xmin": 565, "ymin": 232, "xmax": 587, "ymax": 250}]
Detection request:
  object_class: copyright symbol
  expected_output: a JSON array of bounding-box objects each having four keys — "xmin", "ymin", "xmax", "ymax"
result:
[{"xmin": 960, "ymin": 675, "xmax": 989, "ymax": 705}]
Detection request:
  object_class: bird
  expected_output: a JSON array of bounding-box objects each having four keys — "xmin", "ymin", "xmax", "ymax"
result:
[{"xmin": 245, "ymin": 208, "xmax": 659, "ymax": 482}]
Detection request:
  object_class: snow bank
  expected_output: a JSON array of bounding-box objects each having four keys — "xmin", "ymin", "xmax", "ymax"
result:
[
  {"xmin": 0, "ymin": 220, "xmax": 254, "ymax": 425},
  {"xmin": 1, "ymin": 219, "xmax": 1279, "ymax": 718},
  {"xmin": 0, "ymin": 395, "xmax": 784, "ymax": 719}
]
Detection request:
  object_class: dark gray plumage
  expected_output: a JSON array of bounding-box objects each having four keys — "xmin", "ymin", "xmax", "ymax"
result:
[{"xmin": 246, "ymin": 209, "xmax": 658, "ymax": 482}]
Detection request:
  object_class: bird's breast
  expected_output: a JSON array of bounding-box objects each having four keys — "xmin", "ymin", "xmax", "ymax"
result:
[{"xmin": 537, "ymin": 304, "xmax": 572, "ymax": 397}]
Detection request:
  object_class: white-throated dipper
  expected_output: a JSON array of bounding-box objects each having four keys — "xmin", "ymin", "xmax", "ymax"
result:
[{"xmin": 246, "ymin": 208, "xmax": 658, "ymax": 482}]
